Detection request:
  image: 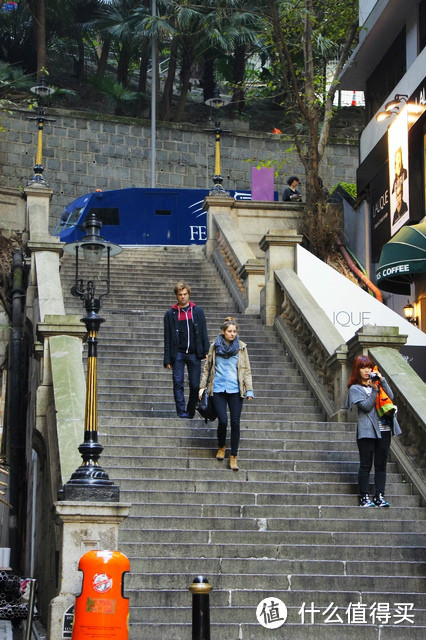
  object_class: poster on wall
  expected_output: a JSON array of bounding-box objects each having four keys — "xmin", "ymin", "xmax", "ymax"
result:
[
  {"xmin": 370, "ymin": 163, "xmax": 390, "ymax": 263},
  {"xmin": 388, "ymin": 107, "xmax": 409, "ymax": 236}
]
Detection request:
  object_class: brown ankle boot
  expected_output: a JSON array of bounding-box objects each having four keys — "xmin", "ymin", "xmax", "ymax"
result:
[
  {"xmin": 216, "ymin": 446, "xmax": 226, "ymax": 460},
  {"xmin": 229, "ymin": 455, "xmax": 239, "ymax": 471}
]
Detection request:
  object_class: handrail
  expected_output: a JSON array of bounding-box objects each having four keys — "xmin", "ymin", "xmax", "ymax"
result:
[{"xmin": 272, "ymin": 268, "xmax": 426, "ymax": 501}]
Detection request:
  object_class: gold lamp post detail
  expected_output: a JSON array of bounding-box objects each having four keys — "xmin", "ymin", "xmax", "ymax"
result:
[
  {"xmin": 205, "ymin": 86, "xmax": 231, "ymax": 196},
  {"xmin": 27, "ymin": 76, "xmax": 55, "ymax": 184},
  {"xmin": 59, "ymin": 213, "xmax": 123, "ymax": 501}
]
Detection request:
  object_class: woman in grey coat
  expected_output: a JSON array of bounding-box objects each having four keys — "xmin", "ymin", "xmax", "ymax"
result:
[{"xmin": 346, "ymin": 355, "xmax": 401, "ymax": 508}]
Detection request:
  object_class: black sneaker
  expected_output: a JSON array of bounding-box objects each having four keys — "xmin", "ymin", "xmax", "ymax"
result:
[
  {"xmin": 374, "ymin": 493, "xmax": 390, "ymax": 507},
  {"xmin": 359, "ymin": 494, "xmax": 375, "ymax": 507}
]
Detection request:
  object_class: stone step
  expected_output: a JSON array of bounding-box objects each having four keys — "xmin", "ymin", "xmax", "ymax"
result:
[
  {"xmin": 125, "ymin": 555, "xmax": 426, "ymax": 578},
  {"xmin": 98, "ymin": 409, "xmax": 326, "ymax": 421},
  {"xmin": 121, "ymin": 514, "xmax": 426, "ymax": 534},
  {"xmin": 118, "ymin": 528, "xmax": 426, "ymax": 547},
  {"xmin": 124, "ymin": 586, "xmax": 426, "ymax": 609},
  {"xmin": 121, "ymin": 502, "xmax": 426, "ymax": 521},
  {"xmin": 101, "ymin": 454, "xmax": 400, "ymax": 474},
  {"xmin": 124, "ymin": 620, "xmax": 426, "ymax": 640},
  {"xmin": 124, "ymin": 570, "xmax": 426, "ymax": 592},
  {"xmin": 121, "ymin": 541, "xmax": 425, "ymax": 563},
  {"xmin": 96, "ymin": 390, "xmax": 317, "ymax": 404},
  {"xmin": 105, "ymin": 480, "xmax": 412, "ymax": 501},
  {"xmin": 125, "ymin": 601, "xmax": 426, "ymax": 625},
  {"xmin": 99, "ymin": 424, "xmax": 358, "ymax": 440},
  {"xmin": 99, "ymin": 441, "xmax": 367, "ymax": 462},
  {"xmin": 101, "ymin": 435, "xmax": 357, "ymax": 451}
]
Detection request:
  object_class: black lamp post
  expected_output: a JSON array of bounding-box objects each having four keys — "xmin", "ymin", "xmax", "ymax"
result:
[
  {"xmin": 59, "ymin": 213, "xmax": 123, "ymax": 501},
  {"xmin": 27, "ymin": 75, "xmax": 55, "ymax": 184},
  {"xmin": 205, "ymin": 86, "xmax": 231, "ymax": 196}
]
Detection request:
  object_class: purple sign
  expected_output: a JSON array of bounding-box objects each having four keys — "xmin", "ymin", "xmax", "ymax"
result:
[{"xmin": 251, "ymin": 167, "xmax": 274, "ymax": 201}]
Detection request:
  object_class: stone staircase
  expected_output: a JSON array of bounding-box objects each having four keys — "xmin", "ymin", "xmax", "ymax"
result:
[{"xmin": 61, "ymin": 246, "xmax": 426, "ymax": 639}]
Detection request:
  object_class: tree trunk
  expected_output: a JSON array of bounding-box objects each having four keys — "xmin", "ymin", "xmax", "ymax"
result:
[
  {"xmin": 97, "ymin": 35, "xmax": 112, "ymax": 78},
  {"xmin": 229, "ymin": 43, "xmax": 247, "ymax": 116},
  {"xmin": 159, "ymin": 37, "xmax": 179, "ymax": 121},
  {"xmin": 174, "ymin": 39, "xmax": 194, "ymax": 122},
  {"xmin": 27, "ymin": 0, "xmax": 46, "ymax": 79},
  {"xmin": 201, "ymin": 55, "xmax": 215, "ymax": 103},
  {"xmin": 138, "ymin": 35, "xmax": 151, "ymax": 93}
]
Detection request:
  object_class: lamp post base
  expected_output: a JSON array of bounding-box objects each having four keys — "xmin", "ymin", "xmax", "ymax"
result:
[
  {"xmin": 58, "ymin": 483, "xmax": 120, "ymax": 502},
  {"xmin": 58, "ymin": 453, "xmax": 120, "ymax": 502},
  {"xmin": 209, "ymin": 177, "xmax": 230, "ymax": 197}
]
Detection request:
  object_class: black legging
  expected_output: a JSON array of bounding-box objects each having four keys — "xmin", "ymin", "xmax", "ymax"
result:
[
  {"xmin": 212, "ymin": 391, "xmax": 243, "ymax": 456},
  {"xmin": 357, "ymin": 432, "xmax": 391, "ymax": 495}
]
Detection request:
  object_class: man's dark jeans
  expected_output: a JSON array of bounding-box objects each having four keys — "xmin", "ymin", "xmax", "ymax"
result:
[{"xmin": 172, "ymin": 352, "xmax": 201, "ymax": 416}]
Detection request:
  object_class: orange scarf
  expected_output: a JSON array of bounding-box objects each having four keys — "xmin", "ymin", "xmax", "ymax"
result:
[{"xmin": 372, "ymin": 367, "xmax": 397, "ymax": 417}]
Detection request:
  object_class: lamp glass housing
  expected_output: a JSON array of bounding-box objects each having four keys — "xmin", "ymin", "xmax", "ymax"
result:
[
  {"xmin": 82, "ymin": 243, "xmax": 105, "ymax": 265},
  {"xmin": 403, "ymin": 302, "xmax": 414, "ymax": 320}
]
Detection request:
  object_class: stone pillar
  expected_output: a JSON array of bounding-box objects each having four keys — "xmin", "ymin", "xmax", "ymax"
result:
[
  {"xmin": 203, "ymin": 195, "xmax": 234, "ymax": 257},
  {"xmin": 48, "ymin": 502, "xmax": 131, "ymax": 640},
  {"xmin": 25, "ymin": 183, "xmax": 65, "ymax": 324},
  {"xmin": 238, "ymin": 259, "xmax": 265, "ymax": 315},
  {"xmin": 24, "ymin": 183, "xmax": 54, "ymax": 240},
  {"xmin": 27, "ymin": 241, "xmax": 66, "ymax": 322},
  {"xmin": 347, "ymin": 325, "xmax": 408, "ymax": 362},
  {"xmin": 36, "ymin": 316, "xmax": 88, "ymax": 486},
  {"xmin": 259, "ymin": 230, "xmax": 303, "ymax": 325}
]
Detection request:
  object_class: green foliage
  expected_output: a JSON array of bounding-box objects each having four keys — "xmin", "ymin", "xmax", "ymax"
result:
[
  {"xmin": 0, "ymin": 61, "xmax": 33, "ymax": 95},
  {"xmin": 89, "ymin": 74, "xmax": 140, "ymax": 110},
  {"xmin": 330, "ymin": 181, "xmax": 357, "ymax": 199}
]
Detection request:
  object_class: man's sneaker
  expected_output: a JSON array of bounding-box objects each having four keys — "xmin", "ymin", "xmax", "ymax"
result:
[
  {"xmin": 374, "ymin": 493, "xmax": 390, "ymax": 507},
  {"xmin": 359, "ymin": 494, "xmax": 375, "ymax": 507}
]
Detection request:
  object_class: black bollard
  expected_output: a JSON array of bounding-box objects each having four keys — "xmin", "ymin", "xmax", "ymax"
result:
[{"xmin": 189, "ymin": 576, "xmax": 212, "ymax": 640}]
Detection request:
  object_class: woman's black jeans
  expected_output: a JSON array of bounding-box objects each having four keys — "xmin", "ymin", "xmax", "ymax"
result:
[
  {"xmin": 357, "ymin": 432, "xmax": 391, "ymax": 495},
  {"xmin": 212, "ymin": 392, "xmax": 243, "ymax": 456}
]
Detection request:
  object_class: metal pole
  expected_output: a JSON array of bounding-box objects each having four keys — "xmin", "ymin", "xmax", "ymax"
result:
[
  {"xmin": 9, "ymin": 248, "xmax": 26, "ymax": 572},
  {"xmin": 24, "ymin": 579, "xmax": 37, "ymax": 640},
  {"xmin": 189, "ymin": 576, "xmax": 212, "ymax": 640},
  {"xmin": 151, "ymin": 0, "xmax": 157, "ymax": 188}
]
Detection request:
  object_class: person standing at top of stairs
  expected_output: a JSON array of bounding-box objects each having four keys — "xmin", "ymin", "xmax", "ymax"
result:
[{"xmin": 163, "ymin": 281, "xmax": 210, "ymax": 419}]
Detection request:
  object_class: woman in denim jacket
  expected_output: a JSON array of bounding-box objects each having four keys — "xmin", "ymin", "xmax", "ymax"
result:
[{"xmin": 199, "ymin": 317, "xmax": 254, "ymax": 471}]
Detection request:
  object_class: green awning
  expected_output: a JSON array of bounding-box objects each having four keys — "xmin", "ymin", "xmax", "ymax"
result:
[{"xmin": 376, "ymin": 222, "xmax": 426, "ymax": 295}]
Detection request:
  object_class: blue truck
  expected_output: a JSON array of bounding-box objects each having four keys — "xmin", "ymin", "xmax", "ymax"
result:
[{"xmin": 52, "ymin": 187, "xmax": 252, "ymax": 246}]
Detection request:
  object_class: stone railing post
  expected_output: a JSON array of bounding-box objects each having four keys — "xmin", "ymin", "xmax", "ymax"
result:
[
  {"xmin": 259, "ymin": 230, "xmax": 303, "ymax": 325},
  {"xmin": 346, "ymin": 325, "xmax": 408, "ymax": 361},
  {"xmin": 203, "ymin": 195, "xmax": 234, "ymax": 258},
  {"xmin": 48, "ymin": 502, "xmax": 131, "ymax": 640},
  {"xmin": 25, "ymin": 183, "xmax": 65, "ymax": 324},
  {"xmin": 238, "ymin": 259, "xmax": 265, "ymax": 315},
  {"xmin": 36, "ymin": 316, "xmax": 88, "ymax": 488}
]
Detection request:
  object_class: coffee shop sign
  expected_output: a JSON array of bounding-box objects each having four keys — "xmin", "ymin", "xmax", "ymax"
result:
[{"xmin": 333, "ymin": 310, "xmax": 371, "ymax": 328}]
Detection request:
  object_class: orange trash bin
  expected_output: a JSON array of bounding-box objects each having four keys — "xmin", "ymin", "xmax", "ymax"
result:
[{"xmin": 71, "ymin": 550, "xmax": 130, "ymax": 640}]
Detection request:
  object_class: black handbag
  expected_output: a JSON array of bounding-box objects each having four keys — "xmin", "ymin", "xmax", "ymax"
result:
[{"xmin": 196, "ymin": 388, "xmax": 217, "ymax": 423}]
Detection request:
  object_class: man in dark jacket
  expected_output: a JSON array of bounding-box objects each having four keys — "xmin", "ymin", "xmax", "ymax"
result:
[{"xmin": 164, "ymin": 281, "xmax": 209, "ymax": 418}]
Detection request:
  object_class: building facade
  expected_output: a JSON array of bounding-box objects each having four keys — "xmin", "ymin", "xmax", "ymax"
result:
[{"xmin": 340, "ymin": 0, "xmax": 426, "ymax": 329}]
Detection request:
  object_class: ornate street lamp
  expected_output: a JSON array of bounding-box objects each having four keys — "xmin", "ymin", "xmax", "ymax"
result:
[
  {"xmin": 59, "ymin": 213, "xmax": 123, "ymax": 501},
  {"xmin": 205, "ymin": 86, "xmax": 231, "ymax": 196},
  {"xmin": 27, "ymin": 75, "xmax": 55, "ymax": 184},
  {"xmin": 403, "ymin": 300, "xmax": 419, "ymax": 326}
]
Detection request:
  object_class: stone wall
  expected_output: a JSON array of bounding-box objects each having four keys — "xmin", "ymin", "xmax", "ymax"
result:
[{"xmin": 0, "ymin": 107, "xmax": 358, "ymax": 229}]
